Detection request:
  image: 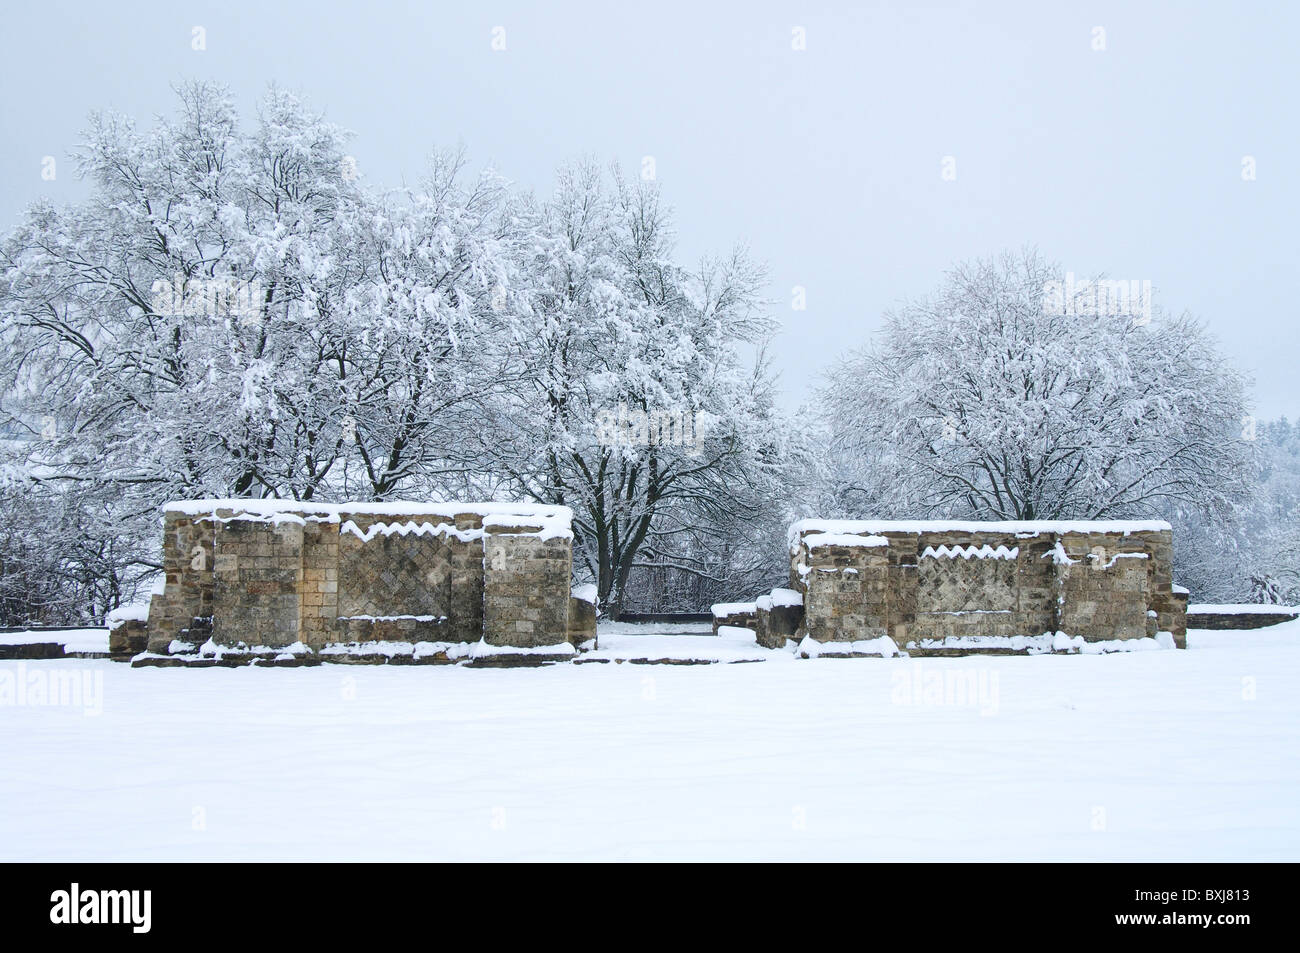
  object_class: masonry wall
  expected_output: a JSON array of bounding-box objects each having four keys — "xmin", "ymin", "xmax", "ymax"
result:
[
  {"xmin": 483, "ymin": 525, "xmax": 573, "ymax": 647},
  {"xmin": 145, "ymin": 501, "xmax": 573, "ymax": 653},
  {"xmin": 145, "ymin": 513, "xmax": 216, "ymax": 652},
  {"xmin": 788, "ymin": 520, "xmax": 1185, "ymax": 648}
]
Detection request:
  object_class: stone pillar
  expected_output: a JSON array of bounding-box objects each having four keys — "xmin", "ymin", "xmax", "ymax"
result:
[
  {"xmin": 567, "ymin": 596, "xmax": 598, "ymax": 646},
  {"xmin": 1138, "ymin": 528, "xmax": 1185, "ymax": 645},
  {"xmin": 300, "ymin": 519, "xmax": 340, "ymax": 648},
  {"xmin": 448, "ymin": 513, "xmax": 486, "ymax": 644},
  {"xmin": 1054, "ymin": 532, "xmax": 1151, "ymax": 641},
  {"xmin": 1014, "ymin": 534, "xmax": 1058, "ymax": 636},
  {"xmin": 210, "ymin": 518, "xmax": 305, "ymax": 649},
  {"xmin": 109, "ymin": 618, "xmax": 149, "ymax": 658},
  {"xmin": 1166, "ymin": 589, "xmax": 1189, "ymax": 649},
  {"xmin": 754, "ymin": 589, "xmax": 804, "ymax": 649},
  {"xmin": 145, "ymin": 512, "xmax": 216, "ymax": 653},
  {"xmin": 796, "ymin": 538, "xmax": 890, "ymax": 644},
  {"xmin": 483, "ymin": 524, "xmax": 572, "ymax": 647}
]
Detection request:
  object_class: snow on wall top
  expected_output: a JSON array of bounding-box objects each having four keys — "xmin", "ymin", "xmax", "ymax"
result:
[
  {"xmin": 801, "ymin": 532, "xmax": 890, "ymax": 550},
  {"xmin": 757, "ymin": 588, "xmax": 805, "ymax": 611},
  {"xmin": 481, "ymin": 512, "xmax": 574, "ymax": 540},
  {"xmin": 769, "ymin": 587, "xmax": 804, "ymax": 607},
  {"xmin": 571, "ymin": 583, "xmax": 599, "ymax": 606},
  {"xmin": 106, "ymin": 604, "xmax": 149, "ymax": 628},
  {"xmin": 164, "ymin": 499, "xmax": 574, "ymax": 540},
  {"xmin": 1186, "ymin": 603, "xmax": 1300, "ymax": 615},
  {"xmin": 165, "ymin": 499, "xmax": 341, "ymax": 521},
  {"xmin": 789, "ymin": 518, "xmax": 1171, "ymax": 552},
  {"xmin": 165, "ymin": 498, "xmax": 571, "ymax": 522}
]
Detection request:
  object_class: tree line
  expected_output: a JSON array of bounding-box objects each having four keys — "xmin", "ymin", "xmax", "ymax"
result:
[{"xmin": 1, "ymin": 82, "xmax": 1293, "ymax": 625}]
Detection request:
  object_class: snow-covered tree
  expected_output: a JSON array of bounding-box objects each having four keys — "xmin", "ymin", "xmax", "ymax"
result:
[
  {"xmin": 479, "ymin": 162, "xmax": 799, "ymax": 617},
  {"xmin": 1, "ymin": 86, "xmax": 809, "ymax": 621},
  {"xmin": 0, "ymin": 83, "xmax": 525, "ymax": 619},
  {"xmin": 822, "ymin": 249, "xmax": 1254, "ymax": 522}
]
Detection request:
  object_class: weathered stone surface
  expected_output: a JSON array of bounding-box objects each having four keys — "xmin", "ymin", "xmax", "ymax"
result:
[
  {"xmin": 146, "ymin": 514, "xmax": 216, "ymax": 653},
  {"xmin": 1184, "ymin": 606, "xmax": 1297, "ymax": 631},
  {"xmin": 142, "ymin": 501, "xmax": 574, "ymax": 655},
  {"xmin": 568, "ymin": 596, "xmax": 598, "ymax": 646},
  {"xmin": 785, "ymin": 522, "xmax": 1185, "ymax": 647},
  {"xmin": 711, "ymin": 603, "xmax": 758, "ymax": 634},
  {"xmin": 0, "ymin": 642, "xmax": 64, "ymax": 659},
  {"xmin": 754, "ymin": 603, "xmax": 803, "ymax": 649},
  {"xmin": 483, "ymin": 533, "xmax": 572, "ymax": 647},
  {"xmin": 109, "ymin": 619, "xmax": 149, "ymax": 658}
]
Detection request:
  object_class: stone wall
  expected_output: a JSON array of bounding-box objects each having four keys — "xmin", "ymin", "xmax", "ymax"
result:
[
  {"xmin": 144, "ymin": 500, "xmax": 573, "ymax": 655},
  {"xmin": 788, "ymin": 520, "xmax": 1186, "ymax": 650},
  {"xmin": 1185, "ymin": 605, "xmax": 1297, "ymax": 630},
  {"xmin": 711, "ymin": 601, "xmax": 758, "ymax": 635},
  {"xmin": 483, "ymin": 519, "xmax": 573, "ymax": 648}
]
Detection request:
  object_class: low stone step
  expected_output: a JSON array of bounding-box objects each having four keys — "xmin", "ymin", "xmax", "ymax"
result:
[{"xmin": 0, "ymin": 642, "xmax": 64, "ymax": 660}]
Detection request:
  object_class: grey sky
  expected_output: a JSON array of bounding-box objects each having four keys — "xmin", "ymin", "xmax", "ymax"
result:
[{"xmin": 2, "ymin": 0, "xmax": 1296, "ymax": 419}]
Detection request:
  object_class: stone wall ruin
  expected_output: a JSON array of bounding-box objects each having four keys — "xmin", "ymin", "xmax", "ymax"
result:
[
  {"xmin": 139, "ymin": 500, "xmax": 575, "ymax": 661},
  {"xmin": 785, "ymin": 519, "xmax": 1187, "ymax": 654}
]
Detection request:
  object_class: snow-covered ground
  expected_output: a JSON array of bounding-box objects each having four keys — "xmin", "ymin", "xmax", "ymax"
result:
[
  {"xmin": 0, "ymin": 622, "xmax": 1297, "ymax": 861},
  {"xmin": 0, "ymin": 628, "xmax": 108, "ymax": 653},
  {"xmin": 583, "ymin": 623, "xmax": 782, "ymax": 663},
  {"xmin": 1187, "ymin": 603, "xmax": 1299, "ymax": 614}
]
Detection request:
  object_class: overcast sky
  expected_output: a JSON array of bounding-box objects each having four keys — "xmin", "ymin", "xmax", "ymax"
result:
[{"xmin": 2, "ymin": 1, "xmax": 1296, "ymax": 419}]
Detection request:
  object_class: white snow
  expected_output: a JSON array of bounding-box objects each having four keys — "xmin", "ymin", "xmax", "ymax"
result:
[
  {"xmin": 337, "ymin": 615, "xmax": 444, "ymax": 623},
  {"xmin": 481, "ymin": 513, "xmax": 574, "ymax": 541},
  {"xmin": 105, "ymin": 605, "xmax": 149, "ymax": 629},
  {"xmin": 320, "ymin": 640, "xmax": 463, "ymax": 659},
  {"xmin": 597, "ymin": 621, "xmax": 715, "ymax": 636},
  {"xmin": 800, "ymin": 532, "xmax": 890, "ymax": 550},
  {"xmin": 571, "ymin": 584, "xmax": 598, "ymax": 606},
  {"xmin": 467, "ymin": 640, "xmax": 575, "ymax": 658},
  {"xmin": 906, "ymin": 632, "xmax": 1176, "ymax": 654},
  {"xmin": 340, "ymin": 519, "xmax": 480, "ymax": 544},
  {"xmin": 1187, "ymin": 603, "xmax": 1300, "ymax": 615},
  {"xmin": 164, "ymin": 498, "xmax": 341, "ymax": 520},
  {"xmin": 799, "ymin": 634, "xmax": 900, "ymax": 658},
  {"xmin": 166, "ymin": 499, "xmax": 573, "ymax": 540},
  {"xmin": 1, "ymin": 621, "xmax": 1298, "ymax": 860},
  {"xmin": 584, "ymin": 625, "xmax": 784, "ymax": 664},
  {"xmin": 710, "ymin": 602, "xmax": 756, "ymax": 618},
  {"xmin": 166, "ymin": 498, "xmax": 569, "ymax": 519},
  {"xmin": 1045, "ymin": 541, "xmax": 1076, "ymax": 566},
  {"xmin": 790, "ymin": 518, "xmax": 1171, "ymax": 552},
  {"xmin": 0, "ymin": 628, "xmax": 109, "ymax": 653},
  {"xmin": 921, "ymin": 544, "xmax": 1019, "ymax": 560},
  {"xmin": 768, "ymin": 588, "xmax": 803, "ymax": 607},
  {"xmin": 1088, "ymin": 551, "xmax": 1148, "ymax": 569}
]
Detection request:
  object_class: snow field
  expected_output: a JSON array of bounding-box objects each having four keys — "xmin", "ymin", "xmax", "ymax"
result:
[{"xmin": 0, "ymin": 624, "xmax": 1295, "ymax": 860}]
